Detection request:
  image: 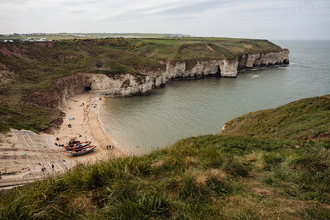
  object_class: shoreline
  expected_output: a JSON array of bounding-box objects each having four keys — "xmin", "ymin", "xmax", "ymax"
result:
[
  {"xmin": 52, "ymin": 92, "xmax": 126, "ymax": 165},
  {"xmin": 0, "ymin": 92, "xmax": 126, "ymax": 183}
]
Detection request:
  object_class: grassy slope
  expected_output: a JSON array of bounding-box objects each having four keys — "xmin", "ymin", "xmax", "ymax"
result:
[
  {"xmin": 0, "ymin": 95, "xmax": 329, "ymax": 219},
  {"xmin": 220, "ymin": 95, "xmax": 330, "ymax": 141},
  {"xmin": 0, "ymin": 42, "xmax": 162, "ymax": 132},
  {"xmin": 129, "ymin": 37, "xmax": 282, "ymax": 62}
]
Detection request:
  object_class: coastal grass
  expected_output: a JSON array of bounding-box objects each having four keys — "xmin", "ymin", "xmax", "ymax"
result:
[
  {"xmin": 1, "ymin": 95, "xmax": 330, "ymax": 219},
  {"xmin": 220, "ymin": 95, "xmax": 330, "ymax": 141},
  {"xmin": 0, "ymin": 41, "xmax": 163, "ymax": 133},
  {"xmin": 1, "ymin": 135, "xmax": 330, "ymax": 219},
  {"xmin": 129, "ymin": 37, "xmax": 282, "ymax": 62}
]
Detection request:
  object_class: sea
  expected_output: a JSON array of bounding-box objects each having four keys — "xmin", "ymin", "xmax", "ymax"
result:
[{"xmin": 99, "ymin": 40, "xmax": 330, "ymax": 155}]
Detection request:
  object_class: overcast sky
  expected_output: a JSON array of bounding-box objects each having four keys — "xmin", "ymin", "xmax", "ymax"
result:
[{"xmin": 1, "ymin": 0, "xmax": 329, "ymax": 39}]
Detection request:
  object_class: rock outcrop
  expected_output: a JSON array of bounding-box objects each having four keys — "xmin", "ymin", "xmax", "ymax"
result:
[
  {"xmin": 137, "ymin": 68, "xmax": 166, "ymax": 88},
  {"xmin": 237, "ymin": 49, "xmax": 289, "ymax": 70},
  {"xmin": 32, "ymin": 72, "xmax": 153, "ymax": 109},
  {"xmin": 37, "ymin": 49, "xmax": 289, "ymax": 108},
  {"xmin": 160, "ymin": 49, "xmax": 289, "ymax": 79}
]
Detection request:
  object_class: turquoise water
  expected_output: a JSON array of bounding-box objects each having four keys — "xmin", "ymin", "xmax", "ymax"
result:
[{"xmin": 99, "ymin": 40, "xmax": 330, "ymax": 154}]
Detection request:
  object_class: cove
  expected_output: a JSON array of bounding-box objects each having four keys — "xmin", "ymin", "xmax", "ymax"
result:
[{"xmin": 99, "ymin": 40, "xmax": 330, "ymax": 155}]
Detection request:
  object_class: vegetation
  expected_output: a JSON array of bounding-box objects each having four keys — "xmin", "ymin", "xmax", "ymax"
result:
[
  {"xmin": 221, "ymin": 95, "xmax": 330, "ymax": 141},
  {"xmin": 0, "ymin": 95, "xmax": 330, "ymax": 219},
  {"xmin": 0, "ymin": 33, "xmax": 168, "ymax": 41},
  {"xmin": 128, "ymin": 37, "xmax": 282, "ymax": 62},
  {"xmin": 0, "ymin": 38, "xmax": 281, "ymax": 133},
  {"xmin": 0, "ymin": 41, "xmax": 161, "ymax": 132}
]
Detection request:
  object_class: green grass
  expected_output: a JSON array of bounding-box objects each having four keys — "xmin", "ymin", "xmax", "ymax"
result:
[
  {"xmin": 0, "ymin": 33, "xmax": 168, "ymax": 41},
  {"xmin": 1, "ymin": 95, "xmax": 330, "ymax": 219},
  {"xmin": 220, "ymin": 95, "xmax": 330, "ymax": 141},
  {"xmin": 129, "ymin": 37, "xmax": 282, "ymax": 62},
  {"xmin": 0, "ymin": 41, "xmax": 164, "ymax": 132}
]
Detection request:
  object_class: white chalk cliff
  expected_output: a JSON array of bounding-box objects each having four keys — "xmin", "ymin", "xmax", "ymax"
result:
[
  {"xmin": 45, "ymin": 49, "xmax": 289, "ymax": 107},
  {"xmin": 161, "ymin": 49, "xmax": 289, "ymax": 79}
]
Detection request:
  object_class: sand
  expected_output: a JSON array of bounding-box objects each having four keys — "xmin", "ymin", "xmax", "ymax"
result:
[
  {"xmin": 53, "ymin": 93, "xmax": 126, "ymax": 164},
  {"xmin": 0, "ymin": 92, "xmax": 126, "ymax": 179}
]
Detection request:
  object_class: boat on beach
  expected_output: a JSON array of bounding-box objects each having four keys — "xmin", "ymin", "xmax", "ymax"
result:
[
  {"xmin": 65, "ymin": 140, "xmax": 92, "ymax": 151},
  {"xmin": 71, "ymin": 145, "xmax": 96, "ymax": 156}
]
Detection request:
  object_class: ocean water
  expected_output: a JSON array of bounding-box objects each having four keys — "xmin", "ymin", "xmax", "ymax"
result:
[{"xmin": 99, "ymin": 40, "xmax": 330, "ymax": 155}]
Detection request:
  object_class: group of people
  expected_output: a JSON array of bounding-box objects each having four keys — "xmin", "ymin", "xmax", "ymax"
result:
[
  {"xmin": 106, "ymin": 145, "xmax": 114, "ymax": 150},
  {"xmin": 55, "ymin": 138, "xmax": 65, "ymax": 147},
  {"xmin": 38, "ymin": 162, "xmax": 47, "ymax": 172},
  {"xmin": 38, "ymin": 162, "xmax": 55, "ymax": 172}
]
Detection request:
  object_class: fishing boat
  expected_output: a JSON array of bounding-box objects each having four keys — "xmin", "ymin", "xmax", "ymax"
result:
[
  {"xmin": 65, "ymin": 140, "xmax": 92, "ymax": 151},
  {"xmin": 68, "ymin": 137, "xmax": 80, "ymax": 146},
  {"xmin": 66, "ymin": 145, "xmax": 89, "ymax": 152},
  {"xmin": 71, "ymin": 145, "xmax": 96, "ymax": 156}
]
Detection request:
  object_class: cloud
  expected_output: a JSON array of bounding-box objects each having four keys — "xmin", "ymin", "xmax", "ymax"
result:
[{"xmin": 0, "ymin": 0, "xmax": 329, "ymax": 39}]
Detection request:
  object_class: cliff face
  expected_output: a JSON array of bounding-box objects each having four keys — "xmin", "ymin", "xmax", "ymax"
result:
[
  {"xmin": 137, "ymin": 68, "xmax": 166, "ymax": 88},
  {"xmin": 237, "ymin": 49, "xmax": 289, "ymax": 70},
  {"xmin": 36, "ymin": 49, "xmax": 289, "ymax": 109},
  {"xmin": 33, "ymin": 72, "xmax": 153, "ymax": 109},
  {"xmin": 160, "ymin": 49, "xmax": 289, "ymax": 79}
]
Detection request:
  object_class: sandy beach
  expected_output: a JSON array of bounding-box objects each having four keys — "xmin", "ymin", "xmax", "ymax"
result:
[
  {"xmin": 0, "ymin": 92, "xmax": 125, "ymax": 179},
  {"xmin": 53, "ymin": 93, "xmax": 126, "ymax": 164}
]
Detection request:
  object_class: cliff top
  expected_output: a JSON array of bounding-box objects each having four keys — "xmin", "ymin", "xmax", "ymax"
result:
[{"xmin": 129, "ymin": 37, "xmax": 282, "ymax": 61}]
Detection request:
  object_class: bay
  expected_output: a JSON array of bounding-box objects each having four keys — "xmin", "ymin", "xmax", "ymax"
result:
[{"xmin": 99, "ymin": 40, "xmax": 330, "ymax": 154}]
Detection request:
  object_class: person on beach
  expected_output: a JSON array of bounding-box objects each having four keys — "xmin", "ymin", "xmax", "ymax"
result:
[
  {"xmin": 52, "ymin": 164, "xmax": 54, "ymax": 170},
  {"xmin": 28, "ymin": 167, "xmax": 30, "ymax": 171}
]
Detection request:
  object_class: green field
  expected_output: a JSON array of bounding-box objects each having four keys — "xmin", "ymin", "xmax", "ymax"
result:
[
  {"xmin": 0, "ymin": 95, "xmax": 329, "ymax": 219},
  {"xmin": 0, "ymin": 33, "xmax": 169, "ymax": 41}
]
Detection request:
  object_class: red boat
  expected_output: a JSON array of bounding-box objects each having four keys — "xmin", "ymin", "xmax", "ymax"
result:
[
  {"xmin": 71, "ymin": 145, "xmax": 96, "ymax": 156},
  {"xmin": 67, "ymin": 137, "xmax": 80, "ymax": 146},
  {"xmin": 65, "ymin": 140, "xmax": 92, "ymax": 151}
]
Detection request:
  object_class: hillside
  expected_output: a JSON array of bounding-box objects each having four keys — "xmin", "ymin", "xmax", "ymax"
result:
[
  {"xmin": 221, "ymin": 95, "xmax": 330, "ymax": 141},
  {"xmin": 0, "ymin": 41, "xmax": 162, "ymax": 132},
  {"xmin": 129, "ymin": 37, "xmax": 282, "ymax": 62},
  {"xmin": 0, "ymin": 38, "xmax": 286, "ymax": 133},
  {"xmin": 0, "ymin": 95, "xmax": 329, "ymax": 219}
]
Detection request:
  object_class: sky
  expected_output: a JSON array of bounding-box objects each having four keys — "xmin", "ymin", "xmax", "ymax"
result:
[{"xmin": 0, "ymin": 0, "xmax": 329, "ymax": 40}]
